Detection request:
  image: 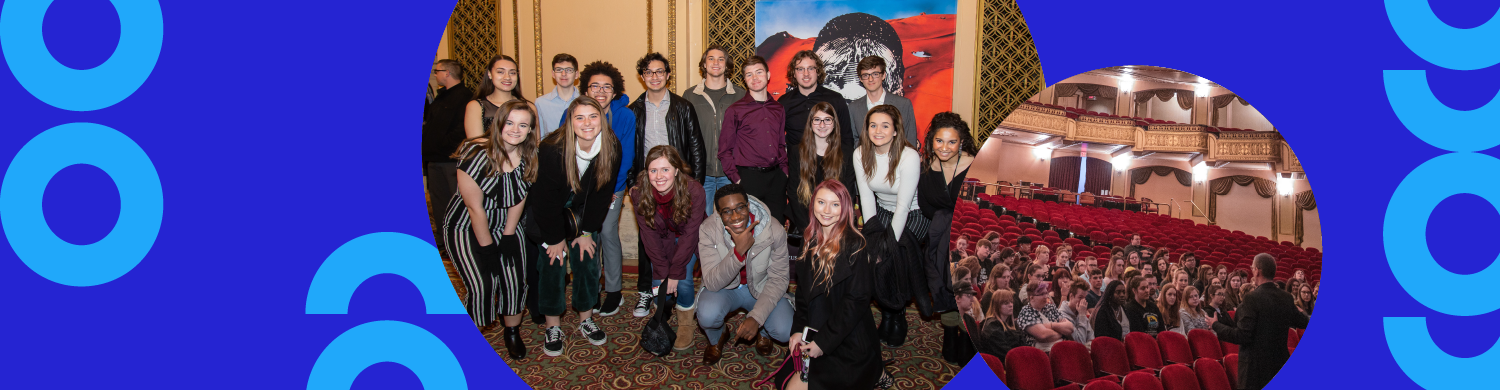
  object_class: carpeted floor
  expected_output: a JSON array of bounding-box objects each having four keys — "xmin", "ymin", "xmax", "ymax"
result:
[{"xmin": 443, "ymin": 259, "xmax": 960, "ymax": 389}]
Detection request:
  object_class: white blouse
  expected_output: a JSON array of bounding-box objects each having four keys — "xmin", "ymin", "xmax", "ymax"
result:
[{"xmin": 853, "ymin": 146, "xmax": 921, "ymax": 241}]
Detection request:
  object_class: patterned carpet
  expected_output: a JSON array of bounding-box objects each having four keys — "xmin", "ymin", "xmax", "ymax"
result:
[{"xmin": 442, "ymin": 259, "xmax": 961, "ymax": 389}]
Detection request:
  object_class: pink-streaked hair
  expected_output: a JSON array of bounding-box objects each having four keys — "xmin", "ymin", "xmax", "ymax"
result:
[{"xmin": 800, "ymin": 180, "xmax": 864, "ymax": 291}]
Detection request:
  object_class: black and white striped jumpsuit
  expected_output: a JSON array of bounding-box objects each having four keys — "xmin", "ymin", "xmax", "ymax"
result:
[{"xmin": 443, "ymin": 144, "xmax": 531, "ymax": 327}]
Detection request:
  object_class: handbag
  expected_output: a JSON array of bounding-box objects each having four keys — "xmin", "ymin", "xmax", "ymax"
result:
[
  {"xmin": 639, "ymin": 289, "xmax": 677, "ymax": 357},
  {"xmin": 755, "ymin": 340, "xmax": 804, "ymax": 389},
  {"xmin": 525, "ymin": 192, "xmax": 588, "ymax": 244}
]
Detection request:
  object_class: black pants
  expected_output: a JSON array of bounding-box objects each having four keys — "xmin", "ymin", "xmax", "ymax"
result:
[
  {"xmin": 637, "ymin": 235, "xmax": 653, "ymax": 293},
  {"xmin": 737, "ymin": 166, "xmax": 787, "ymax": 225},
  {"xmin": 424, "ymin": 161, "xmax": 458, "ymax": 228}
]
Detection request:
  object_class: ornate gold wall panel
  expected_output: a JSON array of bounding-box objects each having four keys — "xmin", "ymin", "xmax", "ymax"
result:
[
  {"xmin": 1282, "ymin": 142, "xmax": 1303, "ymax": 172},
  {"xmin": 1139, "ymin": 131, "xmax": 1209, "ymax": 154},
  {"xmin": 669, "ymin": 0, "xmax": 677, "ymax": 92},
  {"xmin": 533, "ymin": 0, "xmax": 543, "ymax": 97},
  {"xmin": 1211, "ymin": 132, "xmax": 1282, "ymax": 162},
  {"xmin": 1071, "ymin": 122, "xmax": 1135, "ymax": 145},
  {"xmin": 704, "ymin": 0, "xmax": 754, "ymax": 86},
  {"xmin": 999, "ymin": 105, "xmax": 1069, "ymax": 137},
  {"xmin": 450, "ymin": 0, "xmax": 500, "ymax": 90},
  {"xmin": 974, "ymin": 0, "xmax": 1043, "ymax": 143}
]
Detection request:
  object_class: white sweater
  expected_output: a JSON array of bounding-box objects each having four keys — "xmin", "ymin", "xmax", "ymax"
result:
[
  {"xmin": 575, "ymin": 136, "xmax": 601, "ymax": 179},
  {"xmin": 853, "ymin": 146, "xmax": 921, "ymax": 241}
]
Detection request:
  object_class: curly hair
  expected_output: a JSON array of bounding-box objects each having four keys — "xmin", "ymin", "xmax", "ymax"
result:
[
  {"xmin": 635, "ymin": 52, "xmax": 671, "ymax": 76},
  {"xmin": 633, "ymin": 145, "xmax": 695, "ymax": 231},
  {"xmin": 786, "ymin": 50, "xmax": 826, "ymax": 87},
  {"xmin": 579, "ymin": 60, "xmax": 625, "ymax": 97}
]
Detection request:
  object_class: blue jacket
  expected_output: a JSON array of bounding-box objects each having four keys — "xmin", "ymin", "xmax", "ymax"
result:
[{"xmin": 560, "ymin": 94, "xmax": 636, "ymax": 193}]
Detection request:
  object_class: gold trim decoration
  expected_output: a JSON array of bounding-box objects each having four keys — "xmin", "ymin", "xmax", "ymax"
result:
[
  {"xmin": 973, "ymin": 0, "xmax": 1044, "ymax": 145},
  {"xmin": 512, "ymin": 0, "xmax": 520, "ymax": 57},
  {"xmin": 647, "ymin": 0, "xmax": 653, "ymax": 53},
  {"xmin": 449, "ymin": 0, "xmax": 500, "ymax": 90},
  {"xmin": 534, "ymin": 0, "xmax": 543, "ymax": 97},
  {"xmin": 705, "ymin": 0, "xmax": 754, "ymax": 86},
  {"xmin": 668, "ymin": 0, "xmax": 677, "ymax": 92}
]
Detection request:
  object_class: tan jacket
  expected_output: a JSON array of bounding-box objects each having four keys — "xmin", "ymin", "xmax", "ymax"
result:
[{"xmin": 698, "ymin": 195, "xmax": 790, "ymax": 325}]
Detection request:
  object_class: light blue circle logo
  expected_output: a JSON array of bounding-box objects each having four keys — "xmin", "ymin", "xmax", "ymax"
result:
[
  {"xmin": 0, "ymin": 0, "xmax": 164, "ymax": 111},
  {"xmin": 307, "ymin": 320, "xmax": 468, "ymax": 390},
  {"xmin": 1383, "ymin": 153, "xmax": 1500, "ymax": 316},
  {"xmin": 2, "ymin": 123, "xmax": 163, "ymax": 286}
]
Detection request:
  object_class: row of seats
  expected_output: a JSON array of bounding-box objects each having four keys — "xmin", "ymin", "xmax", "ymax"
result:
[{"xmin": 952, "ymin": 196, "xmax": 1321, "ymax": 284}]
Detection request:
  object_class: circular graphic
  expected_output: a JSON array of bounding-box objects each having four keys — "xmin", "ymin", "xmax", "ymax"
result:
[
  {"xmin": 1384, "ymin": 152, "xmax": 1500, "ymax": 316},
  {"xmin": 2, "ymin": 122, "xmax": 163, "ymax": 286},
  {"xmin": 0, "ymin": 0, "xmax": 163, "ymax": 111}
]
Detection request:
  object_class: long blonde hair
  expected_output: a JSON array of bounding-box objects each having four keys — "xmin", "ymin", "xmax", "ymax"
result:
[
  {"xmin": 451, "ymin": 100, "xmax": 540, "ymax": 183},
  {"xmin": 859, "ymin": 104, "xmax": 914, "ymax": 184},
  {"xmin": 632, "ymin": 145, "xmax": 696, "ymax": 230},
  {"xmin": 541, "ymin": 97, "xmax": 619, "ymax": 192},
  {"xmin": 796, "ymin": 102, "xmax": 845, "ymax": 205}
]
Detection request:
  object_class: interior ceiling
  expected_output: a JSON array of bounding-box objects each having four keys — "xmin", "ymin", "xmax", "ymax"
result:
[{"xmin": 1089, "ymin": 65, "xmax": 1221, "ymax": 89}]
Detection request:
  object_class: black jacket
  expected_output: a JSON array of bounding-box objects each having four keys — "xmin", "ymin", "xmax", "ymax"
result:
[
  {"xmin": 526, "ymin": 140, "xmax": 621, "ymax": 246},
  {"xmin": 791, "ymin": 236, "xmax": 881, "ymax": 390},
  {"xmin": 778, "ymin": 86, "xmax": 854, "ymax": 151},
  {"xmin": 627, "ymin": 91, "xmax": 706, "ymax": 186},
  {"xmin": 422, "ymin": 83, "xmax": 473, "ymax": 162},
  {"xmin": 1213, "ymin": 282, "xmax": 1309, "ymax": 390}
]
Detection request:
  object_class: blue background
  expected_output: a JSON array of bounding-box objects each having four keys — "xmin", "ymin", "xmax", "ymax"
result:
[{"xmin": 2, "ymin": 0, "xmax": 1490, "ymax": 388}]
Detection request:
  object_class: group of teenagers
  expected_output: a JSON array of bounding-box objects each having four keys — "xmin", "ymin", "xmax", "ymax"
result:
[
  {"xmin": 949, "ymin": 233, "xmax": 1316, "ymax": 390},
  {"xmin": 421, "ymin": 43, "xmax": 979, "ymax": 389}
]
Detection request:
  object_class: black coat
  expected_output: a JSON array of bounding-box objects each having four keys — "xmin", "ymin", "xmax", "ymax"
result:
[
  {"xmin": 791, "ymin": 236, "xmax": 881, "ymax": 390},
  {"xmin": 627, "ymin": 92, "xmax": 706, "ymax": 185},
  {"xmin": 422, "ymin": 84, "xmax": 473, "ymax": 162},
  {"xmin": 784, "ymin": 142, "xmax": 859, "ymax": 236},
  {"xmin": 526, "ymin": 140, "xmax": 621, "ymax": 246},
  {"xmin": 1212, "ymin": 282, "xmax": 1309, "ymax": 390}
]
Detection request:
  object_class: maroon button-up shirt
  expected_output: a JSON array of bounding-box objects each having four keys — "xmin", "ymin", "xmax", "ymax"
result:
[{"xmin": 718, "ymin": 93, "xmax": 786, "ymax": 183}]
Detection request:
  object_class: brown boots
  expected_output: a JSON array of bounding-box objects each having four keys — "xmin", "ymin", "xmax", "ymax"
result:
[{"xmin": 675, "ymin": 307, "xmax": 697, "ymax": 350}]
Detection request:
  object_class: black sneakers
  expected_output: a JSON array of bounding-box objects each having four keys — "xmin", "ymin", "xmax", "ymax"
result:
[
  {"xmin": 580, "ymin": 318, "xmax": 607, "ymax": 345},
  {"xmin": 597, "ymin": 291, "xmax": 623, "ymax": 316},
  {"xmin": 633, "ymin": 290, "xmax": 656, "ymax": 317},
  {"xmin": 543, "ymin": 326, "xmax": 564, "ymax": 357}
]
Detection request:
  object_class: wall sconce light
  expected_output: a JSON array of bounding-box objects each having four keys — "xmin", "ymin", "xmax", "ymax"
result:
[
  {"xmin": 1033, "ymin": 146, "xmax": 1051, "ymax": 159},
  {"xmin": 1193, "ymin": 162, "xmax": 1208, "ymax": 182}
]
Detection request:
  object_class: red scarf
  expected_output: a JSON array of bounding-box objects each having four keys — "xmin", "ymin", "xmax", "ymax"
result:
[{"xmin": 653, "ymin": 188, "xmax": 682, "ymax": 235}]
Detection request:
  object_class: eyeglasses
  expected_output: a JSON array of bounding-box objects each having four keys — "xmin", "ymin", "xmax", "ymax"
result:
[
  {"xmin": 718, "ymin": 203, "xmax": 749, "ymax": 216},
  {"xmin": 794, "ymin": 66, "xmax": 819, "ymax": 74},
  {"xmin": 553, "ymin": 67, "xmax": 576, "ymax": 74},
  {"xmin": 643, "ymin": 69, "xmax": 668, "ymax": 78},
  {"xmin": 433, "ymin": 69, "xmax": 448, "ymax": 74},
  {"xmin": 812, "ymin": 117, "xmax": 834, "ymax": 125},
  {"xmin": 859, "ymin": 71, "xmax": 884, "ymax": 80},
  {"xmin": 588, "ymin": 84, "xmax": 613, "ymax": 92}
]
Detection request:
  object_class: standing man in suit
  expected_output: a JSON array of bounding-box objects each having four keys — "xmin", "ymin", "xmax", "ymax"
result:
[
  {"xmin": 1209, "ymin": 253, "xmax": 1309, "ymax": 390},
  {"xmin": 847, "ymin": 56, "xmax": 918, "ymax": 147}
]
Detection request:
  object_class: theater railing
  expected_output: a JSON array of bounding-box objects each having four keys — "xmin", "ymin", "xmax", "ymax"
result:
[
  {"xmin": 1002, "ymin": 102, "xmax": 1302, "ymax": 173},
  {"xmin": 959, "ymin": 181, "xmax": 1172, "ymax": 216}
]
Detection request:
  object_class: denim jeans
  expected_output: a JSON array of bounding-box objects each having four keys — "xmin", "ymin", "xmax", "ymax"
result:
[
  {"xmin": 702, "ymin": 175, "xmax": 733, "ymax": 215},
  {"xmin": 696, "ymin": 285, "xmax": 793, "ymax": 345},
  {"xmin": 650, "ymin": 252, "xmax": 697, "ymax": 309}
]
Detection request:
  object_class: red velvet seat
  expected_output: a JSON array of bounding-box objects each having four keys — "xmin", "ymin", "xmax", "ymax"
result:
[
  {"xmin": 981, "ymin": 352, "xmax": 1005, "ymax": 385},
  {"xmin": 1051, "ymin": 340, "xmax": 1121, "ymax": 386},
  {"xmin": 1221, "ymin": 354, "xmax": 1239, "ymax": 387},
  {"xmin": 1007, "ymin": 346, "xmax": 1074, "ymax": 390},
  {"xmin": 1124, "ymin": 332, "xmax": 1166, "ymax": 370},
  {"xmin": 1192, "ymin": 358, "xmax": 1232, "ymax": 390},
  {"xmin": 1159, "ymin": 364, "xmax": 1200, "ymax": 390},
  {"xmin": 1187, "ymin": 329, "xmax": 1223, "ymax": 361},
  {"xmin": 1085, "ymin": 381, "xmax": 1125, "ymax": 390},
  {"xmin": 1156, "ymin": 330, "xmax": 1194, "ymax": 365},
  {"xmin": 1122, "ymin": 372, "xmax": 1163, "ymax": 390}
]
